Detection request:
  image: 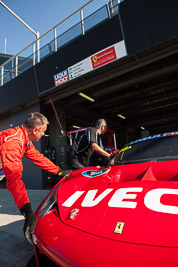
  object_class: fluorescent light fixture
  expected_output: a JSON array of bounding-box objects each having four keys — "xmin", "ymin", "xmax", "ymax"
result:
[
  {"xmin": 78, "ymin": 92, "xmax": 95, "ymax": 102},
  {"xmin": 140, "ymin": 126, "xmax": 145, "ymax": 130},
  {"xmin": 117, "ymin": 114, "xmax": 126, "ymax": 120},
  {"xmin": 72, "ymin": 125, "xmax": 80, "ymax": 129}
]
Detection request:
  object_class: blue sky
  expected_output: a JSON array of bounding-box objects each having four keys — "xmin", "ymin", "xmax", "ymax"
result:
[{"xmin": 0, "ymin": 0, "xmax": 109, "ymax": 56}]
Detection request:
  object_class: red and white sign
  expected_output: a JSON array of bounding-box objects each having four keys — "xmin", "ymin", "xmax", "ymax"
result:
[{"xmin": 91, "ymin": 46, "xmax": 117, "ymax": 69}]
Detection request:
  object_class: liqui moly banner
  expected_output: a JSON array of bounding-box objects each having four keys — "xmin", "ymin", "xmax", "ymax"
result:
[{"xmin": 54, "ymin": 69, "xmax": 69, "ymax": 86}]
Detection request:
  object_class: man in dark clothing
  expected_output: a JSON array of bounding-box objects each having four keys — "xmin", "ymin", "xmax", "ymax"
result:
[{"xmin": 67, "ymin": 119, "xmax": 111, "ymax": 170}]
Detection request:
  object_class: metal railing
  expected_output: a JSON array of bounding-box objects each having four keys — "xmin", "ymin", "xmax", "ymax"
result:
[{"xmin": 0, "ymin": 0, "xmax": 121, "ymax": 87}]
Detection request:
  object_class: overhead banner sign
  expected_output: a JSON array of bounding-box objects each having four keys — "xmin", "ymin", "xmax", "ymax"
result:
[
  {"xmin": 54, "ymin": 40, "xmax": 127, "ymax": 87},
  {"xmin": 54, "ymin": 69, "xmax": 69, "ymax": 86}
]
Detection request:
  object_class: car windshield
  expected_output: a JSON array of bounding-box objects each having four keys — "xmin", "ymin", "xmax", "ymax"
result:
[{"xmin": 112, "ymin": 134, "xmax": 178, "ymax": 165}]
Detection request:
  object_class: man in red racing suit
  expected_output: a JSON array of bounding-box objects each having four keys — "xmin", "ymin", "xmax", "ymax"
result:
[{"xmin": 0, "ymin": 112, "xmax": 69, "ymax": 243}]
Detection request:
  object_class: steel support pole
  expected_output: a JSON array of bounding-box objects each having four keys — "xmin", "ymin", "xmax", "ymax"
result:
[
  {"xmin": 36, "ymin": 32, "xmax": 40, "ymax": 63},
  {"xmin": 15, "ymin": 56, "xmax": 18, "ymax": 77},
  {"xmin": 1, "ymin": 66, "xmax": 4, "ymax": 86},
  {"xmin": 80, "ymin": 8, "xmax": 85, "ymax": 35},
  {"xmin": 54, "ymin": 28, "xmax": 57, "ymax": 52},
  {"xmin": 33, "ymin": 43, "xmax": 36, "ymax": 65}
]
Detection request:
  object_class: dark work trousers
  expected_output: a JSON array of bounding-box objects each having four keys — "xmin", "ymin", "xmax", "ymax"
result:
[{"xmin": 67, "ymin": 154, "xmax": 86, "ymax": 170}]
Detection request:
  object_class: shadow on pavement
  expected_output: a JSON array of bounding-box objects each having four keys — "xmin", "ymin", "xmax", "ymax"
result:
[
  {"xmin": 0, "ymin": 220, "xmax": 35, "ymax": 266},
  {"xmin": 26, "ymin": 255, "xmax": 37, "ymax": 267}
]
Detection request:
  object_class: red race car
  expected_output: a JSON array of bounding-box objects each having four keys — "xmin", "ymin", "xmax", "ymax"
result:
[{"xmin": 32, "ymin": 132, "xmax": 178, "ymax": 267}]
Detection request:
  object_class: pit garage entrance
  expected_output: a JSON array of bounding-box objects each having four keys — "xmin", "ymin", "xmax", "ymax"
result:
[{"xmin": 43, "ymin": 35, "xmax": 178, "ymax": 156}]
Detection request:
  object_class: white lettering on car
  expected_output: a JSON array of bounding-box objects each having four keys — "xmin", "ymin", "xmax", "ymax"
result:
[
  {"xmin": 62, "ymin": 191, "xmax": 85, "ymax": 207},
  {"xmin": 144, "ymin": 188, "xmax": 178, "ymax": 214},
  {"xmin": 81, "ymin": 189, "xmax": 113, "ymax": 207},
  {"xmin": 62, "ymin": 187, "xmax": 178, "ymax": 215},
  {"xmin": 108, "ymin": 188, "xmax": 143, "ymax": 208}
]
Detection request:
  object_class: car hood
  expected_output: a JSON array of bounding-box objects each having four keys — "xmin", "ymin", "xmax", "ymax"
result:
[{"xmin": 57, "ymin": 162, "xmax": 178, "ymax": 247}]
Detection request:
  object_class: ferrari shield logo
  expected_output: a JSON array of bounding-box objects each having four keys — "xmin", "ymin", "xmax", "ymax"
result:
[{"xmin": 114, "ymin": 222, "xmax": 125, "ymax": 234}]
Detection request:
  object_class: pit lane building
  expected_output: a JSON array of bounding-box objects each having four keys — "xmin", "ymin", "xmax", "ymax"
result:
[{"xmin": 0, "ymin": 0, "xmax": 178, "ymax": 189}]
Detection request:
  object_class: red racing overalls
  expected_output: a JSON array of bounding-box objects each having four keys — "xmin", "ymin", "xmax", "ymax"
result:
[{"xmin": 0, "ymin": 125, "xmax": 59, "ymax": 209}]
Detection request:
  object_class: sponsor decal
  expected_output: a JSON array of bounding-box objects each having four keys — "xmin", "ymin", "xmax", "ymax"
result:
[
  {"xmin": 128, "ymin": 132, "xmax": 178, "ymax": 146},
  {"xmin": 54, "ymin": 70, "xmax": 69, "ymax": 86},
  {"xmin": 163, "ymin": 132, "xmax": 178, "ymax": 137},
  {"xmin": 62, "ymin": 187, "xmax": 178, "ymax": 215},
  {"xmin": 114, "ymin": 222, "xmax": 125, "ymax": 234},
  {"xmin": 82, "ymin": 168, "xmax": 110, "ymax": 178},
  {"xmin": 128, "ymin": 134, "xmax": 162, "ymax": 145},
  {"xmin": 91, "ymin": 46, "xmax": 117, "ymax": 69}
]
